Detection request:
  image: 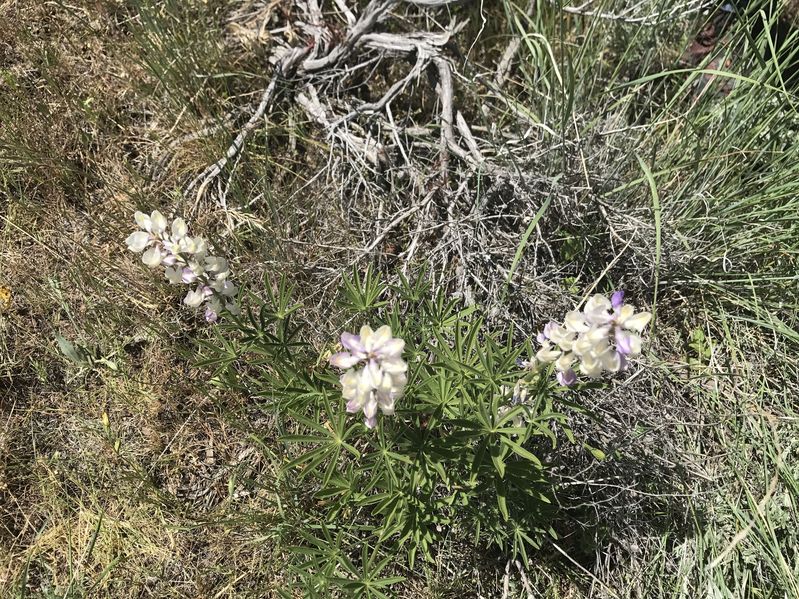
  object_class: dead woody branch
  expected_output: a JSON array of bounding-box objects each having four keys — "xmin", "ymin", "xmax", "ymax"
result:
[{"xmin": 183, "ymin": 0, "xmax": 480, "ymax": 201}]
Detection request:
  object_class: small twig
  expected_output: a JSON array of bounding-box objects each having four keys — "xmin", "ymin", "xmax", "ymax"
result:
[
  {"xmin": 455, "ymin": 110, "xmax": 484, "ymax": 164},
  {"xmin": 550, "ymin": 541, "xmax": 620, "ymax": 598},
  {"xmin": 557, "ymin": 0, "xmax": 710, "ymax": 24},
  {"xmin": 297, "ymin": 84, "xmax": 386, "ymax": 167},
  {"xmin": 331, "ymin": 53, "xmax": 428, "ymax": 129},
  {"xmin": 433, "ymin": 57, "xmax": 470, "ymax": 181},
  {"xmin": 353, "ymin": 188, "xmax": 437, "ymax": 264},
  {"xmin": 513, "ymin": 560, "xmax": 534, "ymax": 598},
  {"xmin": 184, "ymin": 66, "xmax": 284, "ymax": 202},
  {"xmin": 333, "ymin": 0, "xmax": 357, "ymax": 26}
]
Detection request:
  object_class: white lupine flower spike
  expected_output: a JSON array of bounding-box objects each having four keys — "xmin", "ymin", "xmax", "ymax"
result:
[
  {"xmin": 531, "ymin": 290, "xmax": 651, "ymax": 386},
  {"xmin": 126, "ymin": 210, "xmax": 239, "ymax": 322},
  {"xmin": 329, "ymin": 325, "xmax": 408, "ymax": 429}
]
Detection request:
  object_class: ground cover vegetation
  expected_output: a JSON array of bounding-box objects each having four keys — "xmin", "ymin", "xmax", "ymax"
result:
[{"xmin": 1, "ymin": 0, "xmax": 799, "ymax": 596}]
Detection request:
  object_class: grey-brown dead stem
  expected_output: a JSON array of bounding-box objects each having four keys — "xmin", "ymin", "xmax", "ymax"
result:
[{"xmin": 183, "ymin": 1, "xmax": 476, "ymax": 207}]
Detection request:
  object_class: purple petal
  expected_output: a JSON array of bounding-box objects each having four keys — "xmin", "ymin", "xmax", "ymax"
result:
[
  {"xmin": 615, "ymin": 330, "xmax": 632, "ymax": 355},
  {"xmin": 181, "ymin": 268, "xmax": 198, "ymax": 284},
  {"xmin": 341, "ymin": 332, "xmax": 366, "ymax": 354},
  {"xmin": 204, "ymin": 307, "xmax": 218, "ymax": 323},
  {"xmin": 611, "ymin": 290, "xmax": 625, "ymax": 310},
  {"xmin": 346, "ymin": 398, "xmax": 360, "ymax": 413},
  {"xmin": 536, "ymin": 332, "xmax": 547, "ymax": 344},
  {"xmin": 364, "ymin": 416, "xmax": 377, "ymax": 429},
  {"xmin": 617, "ymin": 352, "xmax": 627, "ymax": 371},
  {"xmin": 556, "ymin": 368, "xmax": 577, "ymax": 387},
  {"xmin": 543, "ymin": 321, "xmax": 558, "ymax": 339}
]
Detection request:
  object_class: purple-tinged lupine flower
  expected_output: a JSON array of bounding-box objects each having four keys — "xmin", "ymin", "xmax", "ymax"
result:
[
  {"xmin": 126, "ymin": 210, "xmax": 239, "ymax": 321},
  {"xmin": 531, "ymin": 292, "xmax": 652, "ymax": 386},
  {"xmin": 329, "ymin": 325, "xmax": 408, "ymax": 429}
]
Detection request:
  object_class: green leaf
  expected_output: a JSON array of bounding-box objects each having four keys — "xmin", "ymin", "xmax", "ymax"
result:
[
  {"xmin": 490, "ymin": 444, "xmax": 506, "ymax": 478},
  {"xmin": 584, "ymin": 443, "xmax": 606, "ymax": 460},
  {"xmin": 500, "ymin": 437, "xmax": 543, "ymax": 469},
  {"xmin": 495, "ymin": 479, "xmax": 509, "ymax": 521},
  {"xmin": 55, "ymin": 333, "xmax": 85, "ymax": 364}
]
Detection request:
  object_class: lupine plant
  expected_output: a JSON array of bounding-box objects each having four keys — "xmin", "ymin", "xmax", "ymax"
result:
[
  {"xmin": 196, "ymin": 269, "xmax": 651, "ymax": 595},
  {"xmin": 125, "ymin": 210, "xmax": 238, "ymax": 321}
]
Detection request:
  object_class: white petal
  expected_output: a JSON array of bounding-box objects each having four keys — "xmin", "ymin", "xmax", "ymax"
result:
[
  {"xmin": 390, "ymin": 372, "xmax": 408, "ymax": 389},
  {"xmin": 555, "ymin": 336, "xmax": 575, "ymax": 352},
  {"xmin": 536, "ymin": 345, "xmax": 561, "ymax": 363},
  {"xmin": 555, "ymin": 352, "xmax": 574, "ymax": 372},
  {"xmin": 207, "ymin": 296, "xmax": 223, "ymax": 314},
  {"xmin": 614, "ymin": 304, "xmax": 636, "ymax": 326},
  {"xmin": 380, "ymin": 358, "xmax": 407, "ymax": 374},
  {"xmin": 341, "ymin": 333, "xmax": 366, "ymax": 356},
  {"xmin": 134, "ymin": 211, "xmax": 150, "ymax": 230},
  {"xmin": 341, "ymin": 368, "xmax": 360, "ymax": 387},
  {"xmin": 141, "ymin": 247, "xmax": 163, "ymax": 267},
  {"xmin": 598, "ymin": 348, "xmax": 621, "ymax": 372},
  {"xmin": 205, "ymin": 256, "xmax": 227, "ymax": 273},
  {"xmin": 362, "ymin": 395, "xmax": 378, "ymax": 419},
  {"xmin": 585, "ymin": 294, "xmax": 611, "ymax": 314},
  {"xmin": 125, "ymin": 231, "xmax": 150, "ymax": 252},
  {"xmin": 164, "ymin": 266, "xmax": 183, "ymax": 284},
  {"xmin": 624, "ymin": 312, "xmax": 652, "ymax": 333},
  {"xmin": 219, "ymin": 281, "xmax": 238, "ymax": 297},
  {"xmin": 627, "ymin": 333, "xmax": 643, "ymax": 356},
  {"xmin": 171, "ymin": 218, "xmax": 188, "ymax": 239},
  {"xmin": 370, "ymin": 325, "xmax": 392, "ymax": 351},
  {"xmin": 150, "ymin": 210, "xmax": 167, "ymax": 234},
  {"xmin": 330, "ymin": 352, "xmax": 360, "ymax": 369},
  {"xmin": 585, "ymin": 325, "xmax": 611, "ymax": 344},
  {"xmin": 192, "ymin": 237, "xmax": 207, "ymax": 255},
  {"xmin": 378, "ymin": 372, "xmax": 393, "ymax": 393},
  {"xmin": 378, "ymin": 338, "xmax": 405, "ymax": 359},
  {"xmin": 564, "ymin": 311, "xmax": 589, "ymax": 333},
  {"xmin": 359, "ymin": 325, "xmax": 375, "ymax": 351},
  {"xmin": 572, "ymin": 336, "xmax": 595, "ymax": 356},
  {"xmin": 341, "ymin": 369, "xmax": 360, "ymax": 398},
  {"xmin": 359, "ymin": 362, "xmax": 382, "ymax": 391},
  {"xmin": 183, "ymin": 289, "xmax": 205, "ymax": 307},
  {"xmin": 377, "ymin": 397, "xmax": 395, "ymax": 416},
  {"xmin": 579, "ymin": 355, "xmax": 603, "ymax": 378}
]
